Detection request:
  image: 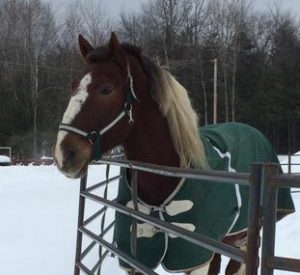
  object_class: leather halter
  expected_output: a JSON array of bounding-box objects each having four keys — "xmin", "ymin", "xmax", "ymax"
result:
[{"xmin": 58, "ymin": 66, "xmax": 137, "ymax": 160}]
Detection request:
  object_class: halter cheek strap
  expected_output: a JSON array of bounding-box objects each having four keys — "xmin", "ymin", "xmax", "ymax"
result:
[{"xmin": 59, "ymin": 66, "xmax": 137, "ymax": 160}]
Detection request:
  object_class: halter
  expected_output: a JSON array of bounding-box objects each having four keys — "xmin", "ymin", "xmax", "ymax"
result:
[{"xmin": 59, "ymin": 65, "xmax": 138, "ymax": 160}]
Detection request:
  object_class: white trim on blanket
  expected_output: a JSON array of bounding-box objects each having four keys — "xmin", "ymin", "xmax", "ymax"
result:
[{"xmin": 211, "ymin": 145, "xmax": 242, "ymax": 235}]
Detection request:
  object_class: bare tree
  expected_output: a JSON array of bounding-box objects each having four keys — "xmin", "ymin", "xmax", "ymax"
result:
[
  {"xmin": 140, "ymin": 0, "xmax": 193, "ymax": 64},
  {"xmin": 120, "ymin": 12, "xmax": 143, "ymax": 44},
  {"xmin": 209, "ymin": 0, "xmax": 253, "ymax": 121},
  {"xmin": 62, "ymin": 0, "xmax": 111, "ymax": 48},
  {"xmin": 21, "ymin": 0, "xmax": 57, "ymax": 156},
  {"xmin": 181, "ymin": 0, "xmax": 216, "ymax": 45}
]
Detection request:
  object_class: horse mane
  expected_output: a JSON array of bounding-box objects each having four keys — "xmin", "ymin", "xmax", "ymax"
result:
[
  {"xmin": 141, "ymin": 57, "xmax": 208, "ymax": 169},
  {"xmin": 86, "ymin": 43, "xmax": 208, "ymax": 168}
]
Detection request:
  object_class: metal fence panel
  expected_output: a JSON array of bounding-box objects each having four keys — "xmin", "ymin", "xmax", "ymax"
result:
[{"xmin": 73, "ymin": 160, "xmax": 300, "ymax": 275}]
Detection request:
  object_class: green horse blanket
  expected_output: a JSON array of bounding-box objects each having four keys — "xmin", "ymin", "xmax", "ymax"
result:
[{"xmin": 114, "ymin": 123, "xmax": 294, "ymax": 272}]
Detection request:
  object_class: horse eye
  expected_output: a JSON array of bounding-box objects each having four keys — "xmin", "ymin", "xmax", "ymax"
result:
[{"xmin": 99, "ymin": 87, "xmax": 112, "ymax": 95}]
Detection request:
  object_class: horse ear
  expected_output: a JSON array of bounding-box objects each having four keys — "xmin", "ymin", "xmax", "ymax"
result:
[
  {"xmin": 78, "ymin": 34, "xmax": 94, "ymax": 61},
  {"xmin": 109, "ymin": 32, "xmax": 127, "ymax": 70}
]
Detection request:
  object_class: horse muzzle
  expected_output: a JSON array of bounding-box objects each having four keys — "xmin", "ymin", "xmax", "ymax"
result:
[{"xmin": 53, "ymin": 133, "xmax": 92, "ymax": 179}]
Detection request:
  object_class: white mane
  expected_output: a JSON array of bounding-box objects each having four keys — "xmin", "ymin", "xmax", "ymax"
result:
[{"xmin": 150, "ymin": 67, "xmax": 208, "ymax": 169}]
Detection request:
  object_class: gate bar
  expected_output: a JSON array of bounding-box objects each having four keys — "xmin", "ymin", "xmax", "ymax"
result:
[
  {"xmin": 98, "ymin": 158, "xmax": 250, "ymax": 185},
  {"xmin": 86, "ymin": 175, "xmax": 122, "ymax": 193},
  {"xmin": 83, "ymin": 207, "xmax": 107, "ymax": 226},
  {"xmin": 79, "ymin": 226, "xmax": 158, "ymax": 275},
  {"xmin": 272, "ymin": 174, "xmax": 300, "ymax": 188},
  {"xmin": 261, "ymin": 164, "xmax": 279, "ymax": 275},
  {"xmin": 130, "ymin": 170, "xmax": 138, "ymax": 275},
  {"xmin": 77, "ymin": 262, "xmax": 94, "ymax": 275},
  {"xmin": 81, "ymin": 191, "xmax": 246, "ymax": 263},
  {"xmin": 245, "ymin": 164, "xmax": 263, "ymax": 275},
  {"xmin": 270, "ymin": 256, "xmax": 300, "ymax": 272},
  {"xmin": 74, "ymin": 174, "xmax": 88, "ymax": 275},
  {"xmin": 80, "ymin": 221, "xmax": 116, "ymax": 261}
]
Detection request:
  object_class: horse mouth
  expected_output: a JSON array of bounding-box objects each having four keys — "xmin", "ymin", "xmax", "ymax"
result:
[{"xmin": 64, "ymin": 160, "xmax": 89, "ymax": 179}]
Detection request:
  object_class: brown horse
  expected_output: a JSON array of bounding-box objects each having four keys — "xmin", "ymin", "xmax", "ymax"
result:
[{"xmin": 53, "ymin": 33, "xmax": 293, "ymax": 274}]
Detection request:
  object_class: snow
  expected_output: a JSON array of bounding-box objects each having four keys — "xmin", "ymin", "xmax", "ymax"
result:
[
  {"xmin": 0, "ymin": 158, "xmax": 299, "ymax": 275},
  {"xmin": 0, "ymin": 155, "xmax": 11, "ymax": 163},
  {"xmin": 279, "ymin": 151, "xmax": 300, "ymax": 174}
]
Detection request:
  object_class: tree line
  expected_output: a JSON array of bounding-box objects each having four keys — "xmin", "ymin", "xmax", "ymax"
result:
[{"xmin": 0, "ymin": 0, "xmax": 300, "ymax": 158}]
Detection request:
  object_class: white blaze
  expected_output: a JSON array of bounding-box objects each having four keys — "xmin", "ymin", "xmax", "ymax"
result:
[{"xmin": 55, "ymin": 73, "xmax": 92, "ymax": 168}]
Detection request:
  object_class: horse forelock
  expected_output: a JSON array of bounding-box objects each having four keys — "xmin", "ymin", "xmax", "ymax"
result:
[{"xmin": 86, "ymin": 46, "xmax": 110, "ymax": 63}]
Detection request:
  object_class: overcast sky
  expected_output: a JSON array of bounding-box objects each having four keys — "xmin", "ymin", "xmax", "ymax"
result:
[
  {"xmin": 254, "ymin": 0, "xmax": 300, "ymax": 15},
  {"xmin": 47, "ymin": 0, "xmax": 300, "ymax": 21}
]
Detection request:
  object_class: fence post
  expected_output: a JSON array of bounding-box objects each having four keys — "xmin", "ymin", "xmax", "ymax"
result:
[
  {"xmin": 246, "ymin": 163, "xmax": 263, "ymax": 275},
  {"xmin": 261, "ymin": 164, "xmax": 279, "ymax": 275},
  {"xmin": 130, "ymin": 170, "xmax": 138, "ymax": 275},
  {"xmin": 288, "ymin": 153, "xmax": 291, "ymax": 174},
  {"xmin": 74, "ymin": 173, "xmax": 88, "ymax": 275}
]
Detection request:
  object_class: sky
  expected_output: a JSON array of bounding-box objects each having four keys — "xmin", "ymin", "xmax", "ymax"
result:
[
  {"xmin": 46, "ymin": 0, "xmax": 300, "ymax": 20},
  {"xmin": 253, "ymin": 0, "xmax": 300, "ymax": 17}
]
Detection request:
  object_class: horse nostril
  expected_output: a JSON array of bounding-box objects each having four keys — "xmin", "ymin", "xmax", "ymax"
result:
[{"xmin": 63, "ymin": 148, "xmax": 76, "ymax": 167}]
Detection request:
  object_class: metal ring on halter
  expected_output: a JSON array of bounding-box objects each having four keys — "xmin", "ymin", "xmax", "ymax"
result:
[{"xmin": 87, "ymin": 131, "xmax": 101, "ymax": 144}]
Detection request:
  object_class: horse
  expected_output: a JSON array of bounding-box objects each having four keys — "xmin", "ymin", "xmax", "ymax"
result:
[{"xmin": 53, "ymin": 32, "xmax": 294, "ymax": 275}]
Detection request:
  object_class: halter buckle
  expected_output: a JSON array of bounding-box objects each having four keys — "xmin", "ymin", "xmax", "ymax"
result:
[
  {"xmin": 124, "ymin": 103, "xmax": 134, "ymax": 124},
  {"xmin": 87, "ymin": 131, "xmax": 101, "ymax": 144}
]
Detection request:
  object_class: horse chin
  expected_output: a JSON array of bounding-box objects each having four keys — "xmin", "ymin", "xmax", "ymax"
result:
[
  {"xmin": 61, "ymin": 163, "xmax": 88, "ymax": 179},
  {"xmin": 59, "ymin": 159, "xmax": 89, "ymax": 179},
  {"xmin": 65, "ymin": 169, "xmax": 87, "ymax": 179}
]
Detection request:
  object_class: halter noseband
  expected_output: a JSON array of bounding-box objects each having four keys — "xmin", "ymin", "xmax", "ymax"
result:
[{"xmin": 59, "ymin": 65, "xmax": 138, "ymax": 160}]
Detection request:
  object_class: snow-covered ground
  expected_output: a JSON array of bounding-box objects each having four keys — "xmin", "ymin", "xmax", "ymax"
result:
[{"xmin": 0, "ymin": 159, "xmax": 299, "ymax": 275}]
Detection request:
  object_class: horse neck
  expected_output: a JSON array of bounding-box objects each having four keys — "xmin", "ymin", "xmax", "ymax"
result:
[{"xmin": 123, "ymin": 93, "xmax": 181, "ymax": 206}]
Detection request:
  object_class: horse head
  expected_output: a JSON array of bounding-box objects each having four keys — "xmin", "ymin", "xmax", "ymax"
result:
[{"xmin": 53, "ymin": 33, "xmax": 142, "ymax": 178}]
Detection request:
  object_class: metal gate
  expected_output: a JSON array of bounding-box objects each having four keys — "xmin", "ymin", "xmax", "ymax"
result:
[{"xmin": 73, "ymin": 158, "xmax": 300, "ymax": 275}]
